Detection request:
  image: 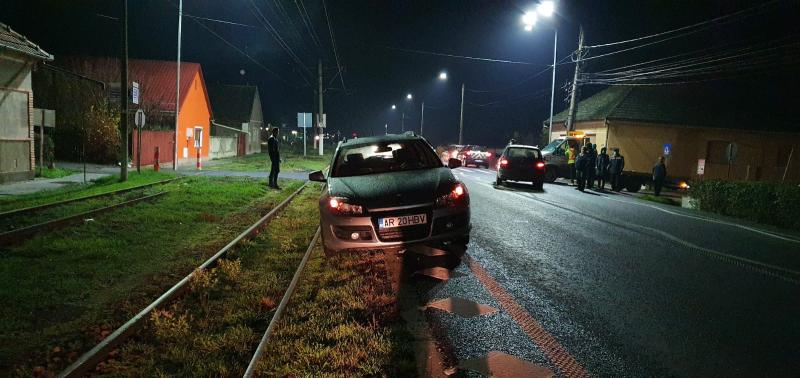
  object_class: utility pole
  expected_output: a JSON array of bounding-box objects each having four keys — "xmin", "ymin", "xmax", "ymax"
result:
[
  {"xmin": 173, "ymin": 0, "xmax": 182, "ymax": 170},
  {"xmin": 401, "ymin": 112, "xmax": 405, "ymax": 132},
  {"xmin": 119, "ymin": 0, "xmax": 129, "ymax": 182},
  {"xmin": 458, "ymin": 83, "xmax": 465, "ymax": 144},
  {"xmin": 547, "ymin": 29, "xmax": 558, "ymax": 142},
  {"xmin": 565, "ymin": 26, "xmax": 584, "ymax": 132},
  {"xmin": 318, "ymin": 59, "xmax": 324, "ymax": 156},
  {"xmin": 420, "ymin": 102, "xmax": 425, "ymax": 136}
]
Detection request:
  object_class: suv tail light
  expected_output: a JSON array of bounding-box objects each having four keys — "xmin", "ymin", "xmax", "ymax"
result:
[
  {"xmin": 327, "ymin": 197, "xmax": 364, "ymax": 215},
  {"xmin": 535, "ymin": 161, "xmax": 546, "ymax": 170},
  {"xmin": 499, "ymin": 158, "xmax": 508, "ymax": 167},
  {"xmin": 435, "ymin": 183, "xmax": 469, "ymax": 208}
]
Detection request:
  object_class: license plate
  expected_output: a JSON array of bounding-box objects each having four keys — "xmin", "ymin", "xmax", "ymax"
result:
[{"xmin": 378, "ymin": 214, "xmax": 427, "ymax": 229}]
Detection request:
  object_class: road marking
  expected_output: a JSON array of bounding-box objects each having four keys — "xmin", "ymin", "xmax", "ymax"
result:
[
  {"xmin": 602, "ymin": 195, "xmax": 800, "ymax": 244},
  {"xmin": 465, "ymin": 168, "xmax": 494, "ymax": 176},
  {"xmin": 476, "ymin": 181, "xmax": 800, "ymax": 285},
  {"xmin": 463, "ymin": 254, "xmax": 590, "ymax": 378}
]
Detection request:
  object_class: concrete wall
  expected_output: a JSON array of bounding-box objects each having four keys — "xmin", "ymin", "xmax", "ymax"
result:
[
  {"xmin": 0, "ymin": 53, "xmax": 35, "ymax": 183},
  {"xmin": 210, "ymin": 136, "xmax": 237, "ymax": 159},
  {"xmin": 247, "ymin": 89, "xmax": 263, "ymax": 154}
]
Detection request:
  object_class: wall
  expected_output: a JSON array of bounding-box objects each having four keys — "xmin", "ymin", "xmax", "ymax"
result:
[
  {"xmin": 248, "ymin": 89, "xmax": 263, "ymax": 154},
  {"xmin": 176, "ymin": 72, "xmax": 210, "ymax": 165},
  {"xmin": 131, "ymin": 129, "xmax": 174, "ymax": 166},
  {"xmin": 0, "ymin": 53, "xmax": 34, "ymax": 183},
  {"xmin": 210, "ymin": 136, "xmax": 237, "ymax": 159}
]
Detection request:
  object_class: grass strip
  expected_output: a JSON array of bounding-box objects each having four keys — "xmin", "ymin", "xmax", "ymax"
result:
[
  {"xmin": 35, "ymin": 167, "xmax": 75, "ymax": 179},
  {"xmin": 207, "ymin": 150, "xmax": 332, "ymax": 173},
  {"xmin": 2, "ymin": 177, "xmax": 301, "ymax": 376},
  {"xmin": 0, "ymin": 170, "xmax": 177, "ymax": 213}
]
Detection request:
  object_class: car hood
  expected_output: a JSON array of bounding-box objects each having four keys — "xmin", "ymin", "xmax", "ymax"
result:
[{"xmin": 327, "ymin": 168, "xmax": 457, "ymax": 209}]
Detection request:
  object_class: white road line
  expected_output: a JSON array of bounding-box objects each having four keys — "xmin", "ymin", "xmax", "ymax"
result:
[
  {"xmin": 477, "ymin": 182, "xmax": 800, "ymax": 284},
  {"xmin": 464, "ymin": 168, "xmax": 495, "ymax": 175}
]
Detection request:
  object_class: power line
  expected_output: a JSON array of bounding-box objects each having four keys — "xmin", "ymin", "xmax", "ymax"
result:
[
  {"xmin": 465, "ymin": 53, "xmax": 572, "ymax": 94},
  {"xmin": 294, "ymin": 0, "xmax": 322, "ymax": 48},
  {"xmin": 386, "ymin": 46, "xmax": 547, "ymax": 66},
  {"xmin": 183, "ymin": 14, "xmax": 258, "ymax": 28},
  {"xmin": 322, "ymin": 0, "xmax": 347, "ymax": 93},
  {"xmin": 248, "ymin": 0, "xmax": 313, "ymax": 85}
]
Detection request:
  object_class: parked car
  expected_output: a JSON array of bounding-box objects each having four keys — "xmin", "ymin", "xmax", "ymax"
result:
[
  {"xmin": 496, "ymin": 144, "xmax": 546, "ymax": 190},
  {"xmin": 458, "ymin": 145, "xmax": 493, "ymax": 168},
  {"xmin": 309, "ymin": 134, "xmax": 471, "ymax": 255}
]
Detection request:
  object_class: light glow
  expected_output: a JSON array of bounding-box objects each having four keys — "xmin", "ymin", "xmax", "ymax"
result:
[
  {"xmin": 536, "ymin": 161, "xmax": 546, "ymax": 169},
  {"xmin": 439, "ymin": 71, "xmax": 448, "ymax": 80},
  {"xmin": 329, "ymin": 198, "xmax": 339, "ymax": 209},
  {"xmin": 486, "ymin": 152, "xmax": 492, "ymax": 157},
  {"xmin": 537, "ymin": 1, "xmax": 555, "ymax": 17},
  {"xmin": 391, "ymin": 104, "xmax": 396, "ymax": 110},
  {"xmin": 500, "ymin": 159, "xmax": 509, "ymax": 166},
  {"xmin": 522, "ymin": 11, "xmax": 538, "ymax": 27},
  {"xmin": 453, "ymin": 184, "xmax": 465, "ymax": 197},
  {"xmin": 406, "ymin": 93, "xmax": 413, "ymax": 100}
]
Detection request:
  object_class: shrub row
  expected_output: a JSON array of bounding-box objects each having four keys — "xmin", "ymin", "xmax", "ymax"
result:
[{"xmin": 691, "ymin": 180, "xmax": 800, "ymax": 231}]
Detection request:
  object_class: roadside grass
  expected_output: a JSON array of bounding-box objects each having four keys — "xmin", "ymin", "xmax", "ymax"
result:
[
  {"xmin": 207, "ymin": 150, "xmax": 332, "ymax": 173},
  {"xmin": 100, "ymin": 183, "xmax": 322, "ymax": 376},
  {"xmin": 1, "ymin": 176, "xmax": 302, "ymax": 376},
  {"xmin": 35, "ymin": 167, "xmax": 75, "ymax": 179},
  {"xmin": 639, "ymin": 194, "xmax": 680, "ymax": 206},
  {"xmin": 0, "ymin": 170, "xmax": 177, "ymax": 213}
]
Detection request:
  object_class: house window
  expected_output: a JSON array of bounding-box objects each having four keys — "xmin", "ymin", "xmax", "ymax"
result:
[
  {"xmin": 194, "ymin": 127, "xmax": 203, "ymax": 148},
  {"xmin": 706, "ymin": 141, "xmax": 729, "ymax": 164}
]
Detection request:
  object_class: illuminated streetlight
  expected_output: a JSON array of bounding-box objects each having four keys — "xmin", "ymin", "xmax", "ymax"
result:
[
  {"xmin": 406, "ymin": 93, "xmax": 413, "ymax": 100},
  {"xmin": 522, "ymin": 11, "xmax": 537, "ymax": 28},
  {"xmin": 391, "ymin": 104, "xmax": 397, "ymax": 110},
  {"xmin": 537, "ymin": 0, "xmax": 555, "ymax": 17},
  {"xmin": 522, "ymin": 1, "xmax": 558, "ymax": 143},
  {"xmin": 438, "ymin": 71, "xmax": 448, "ymax": 81}
]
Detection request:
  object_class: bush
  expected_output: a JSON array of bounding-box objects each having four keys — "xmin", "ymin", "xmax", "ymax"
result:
[{"xmin": 691, "ymin": 180, "xmax": 800, "ymax": 230}]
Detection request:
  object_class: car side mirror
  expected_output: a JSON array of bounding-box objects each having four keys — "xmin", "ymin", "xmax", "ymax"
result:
[
  {"xmin": 308, "ymin": 170, "xmax": 326, "ymax": 182},
  {"xmin": 447, "ymin": 158, "xmax": 462, "ymax": 169}
]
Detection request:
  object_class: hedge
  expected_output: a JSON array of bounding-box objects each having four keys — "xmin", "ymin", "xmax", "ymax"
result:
[{"xmin": 690, "ymin": 180, "xmax": 800, "ymax": 231}]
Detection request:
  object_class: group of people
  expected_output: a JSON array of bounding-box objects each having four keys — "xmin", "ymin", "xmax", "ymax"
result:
[{"xmin": 567, "ymin": 144, "xmax": 626, "ymax": 192}]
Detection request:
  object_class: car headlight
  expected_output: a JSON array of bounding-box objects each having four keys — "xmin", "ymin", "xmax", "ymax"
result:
[
  {"xmin": 327, "ymin": 197, "xmax": 364, "ymax": 215},
  {"xmin": 434, "ymin": 183, "xmax": 469, "ymax": 208}
]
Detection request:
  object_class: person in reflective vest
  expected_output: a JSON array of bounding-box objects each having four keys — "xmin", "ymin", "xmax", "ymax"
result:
[{"xmin": 567, "ymin": 145, "xmax": 576, "ymax": 184}]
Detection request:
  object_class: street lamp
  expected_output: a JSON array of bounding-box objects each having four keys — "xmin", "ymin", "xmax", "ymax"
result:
[
  {"xmin": 438, "ymin": 71, "xmax": 448, "ymax": 81},
  {"xmin": 391, "ymin": 104, "xmax": 396, "ymax": 110},
  {"xmin": 406, "ymin": 93, "xmax": 413, "ymax": 100},
  {"xmin": 523, "ymin": 1, "xmax": 557, "ymax": 143}
]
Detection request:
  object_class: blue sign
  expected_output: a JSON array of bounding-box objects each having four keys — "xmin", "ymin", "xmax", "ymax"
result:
[
  {"xmin": 663, "ymin": 143, "xmax": 672, "ymax": 156},
  {"xmin": 297, "ymin": 112, "xmax": 312, "ymax": 128}
]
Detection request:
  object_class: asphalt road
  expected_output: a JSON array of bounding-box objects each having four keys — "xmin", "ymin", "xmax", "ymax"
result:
[{"xmin": 420, "ymin": 167, "xmax": 800, "ymax": 377}]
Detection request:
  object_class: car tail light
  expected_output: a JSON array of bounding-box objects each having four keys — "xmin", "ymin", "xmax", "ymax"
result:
[
  {"xmin": 327, "ymin": 197, "xmax": 364, "ymax": 215},
  {"xmin": 486, "ymin": 152, "xmax": 492, "ymax": 157},
  {"xmin": 499, "ymin": 159, "xmax": 508, "ymax": 167},
  {"xmin": 451, "ymin": 151, "xmax": 458, "ymax": 158},
  {"xmin": 535, "ymin": 161, "xmax": 546, "ymax": 170},
  {"xmin": 466, "ymin": 150, "xmax": 472, "ymax": 155},
  {"xmin": 435, "ymin": 183, "xmax": 469, "ymax": 208}
]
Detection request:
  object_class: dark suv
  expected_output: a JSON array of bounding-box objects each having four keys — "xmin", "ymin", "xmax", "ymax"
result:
[{"xmin": 496, "ymin": 144, "xmax": 546, "ymax": 190}]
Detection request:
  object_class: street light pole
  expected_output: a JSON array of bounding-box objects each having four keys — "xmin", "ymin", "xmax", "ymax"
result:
[
  {"xmin": 173, "ymin": 0, "xmax": 182, "ymax": 170},
  {"xmin": 458, "ymin": 83, "xmax": 465, "ymax": 145},
  {"xmin": 547, "ymin": 29, "xmax": 557, "ymax": 143}
]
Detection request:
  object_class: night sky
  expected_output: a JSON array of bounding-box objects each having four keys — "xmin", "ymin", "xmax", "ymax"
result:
[{"xmin": 4, "ymin": 0, "xmax": 798, "ymax": 146}]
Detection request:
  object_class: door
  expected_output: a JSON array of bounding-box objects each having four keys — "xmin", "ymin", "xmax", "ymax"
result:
[{"xmin": 237, "ymin": 134, "xmax": 246, "ymax": 156}]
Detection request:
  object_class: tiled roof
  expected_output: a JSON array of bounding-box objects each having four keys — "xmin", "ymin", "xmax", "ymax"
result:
[
  {"xmin": 550, "ymin": 83, "xmax": 798, "ymax": 133},
  {"xmin": 59, "ymin": 56, "xmax": 207, "ymax": 113},
  {"xmin": 207, "ymin": 84, "xmax": 257, "ymax": 124},
  {"xmin": 0, "ymin": 22, "xmax": 52, "ymax": 60}
]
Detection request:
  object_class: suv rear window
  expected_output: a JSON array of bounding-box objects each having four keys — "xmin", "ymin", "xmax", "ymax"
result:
[{"xmin": 505, "ymin": 147, "xmax": 541, "ymax": 159}]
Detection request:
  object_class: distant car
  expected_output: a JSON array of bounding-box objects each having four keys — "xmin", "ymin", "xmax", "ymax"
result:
[
  {"xmin": 309, "ymin": 134, "xmax": 471, "ymax": 255},
  {"xmin": 458, "ymin": 145, "xmax": 492, "ymax": 168},
  {"xmin": 496, "ymin": 144, "xmax": 546, "ymax": 190}
]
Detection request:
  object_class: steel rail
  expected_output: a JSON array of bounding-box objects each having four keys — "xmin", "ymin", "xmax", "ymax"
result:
[
  {"xmin": 57, "ymin": 182, "xmax": 308, "ymax": 378},
  {"xmin": 243, "ymin": 227, "xmax": 321, "ymax": 378},
  {"xmin": 0, "ymin": 191, "xmax": 170, "ymax": 247},
  {"xmin": 0, "ymin": 176, "xmax": 181, "ymax": 218}
]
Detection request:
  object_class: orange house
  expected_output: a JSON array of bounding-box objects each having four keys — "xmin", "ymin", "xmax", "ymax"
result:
[{"xmin": 62, "ymin": 57, "xmax": 212, "ymax": 166}]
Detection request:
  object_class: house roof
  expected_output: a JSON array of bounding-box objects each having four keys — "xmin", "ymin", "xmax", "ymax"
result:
[
  {"xmin": 550, "ymin": 83, "xmax": 798, "ymax": 133},
  {"xmin": 59, "ymin": 56, "xmax": 208, "ymax": 113},
  {"xmin": 207, "ymin": 84, "xmax": 258, "ymax": 124},
  {"xmin": 0, "ymin": 22, "xmax": 53, "ymax": 61}
]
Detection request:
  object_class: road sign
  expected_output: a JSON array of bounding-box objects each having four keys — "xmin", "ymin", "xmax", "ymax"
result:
[
  {"xmin": 134, "ymin": 109, "xmax": 146, "ymax": 128},
  {"xmin": 697, "ymin": 159, "xmax": 705, "ymax": 175},
  {"xmin": 317, "ymin": 113, "xmax": 326, "ymax": 128},
  {"xmin": 726, "ymin": 142, "xmax": 738, "ymax": 163},
  {"xmin": 297, "ymin": 113, "xmax": 312, "ymax": 128},
  {"xmin": 132, "ymin": 82, "xmax": 140, "ymax": 105},
  {"xmin": 663, "ymin": 143, "xmax": 672, "ymax": 156}
]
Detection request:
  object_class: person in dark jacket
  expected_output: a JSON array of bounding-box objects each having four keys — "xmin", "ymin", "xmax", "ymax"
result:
[
  {"xmin": 652, "ymin": 156, "xmax": 667, "ymax": 196},
  {"xmin": 609, "ymin": 148, "xmax": 625, "ymax": 191},
  {"xmin": 574, "ymin": 146, "xmax": 590, "ymax": 192},
  {"xmin": 586, "ymin": 144, "xmax": 597, "ymax": 189},
  {"xmin": 596, "ymin": 147, "xmax": 610, "ymax": 190},
  {"xmin": 267, "ymin": 127, "xmax": 281, "ymax": 189}
]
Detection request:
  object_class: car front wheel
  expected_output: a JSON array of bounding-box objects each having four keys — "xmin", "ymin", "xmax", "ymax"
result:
[{"xmin": 496, "ymin": 177, "xmax": 504, "ymax": 186}]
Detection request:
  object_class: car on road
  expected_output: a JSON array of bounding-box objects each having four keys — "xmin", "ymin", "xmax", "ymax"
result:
[
  {"xmin": 458, "ymin": 145, "xmax": 492, "ymax": 168},
  {"xmin": 309, "ymin": 133, "xmax": 471, "ymax": 255},
  {"xmin": 496, "ymin": 144, "xmax": 546, "ymax": 190}
]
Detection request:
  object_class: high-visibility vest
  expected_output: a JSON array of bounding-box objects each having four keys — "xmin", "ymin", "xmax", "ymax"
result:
[{"xmin": 567, "ymin": 148, "xmax": 575, "ymax": 164}]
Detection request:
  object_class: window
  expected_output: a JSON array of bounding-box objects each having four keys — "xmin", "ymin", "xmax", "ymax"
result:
[
  {"xmin": 505, "ymin": 147, "xmax": 541, "ymax": 159},
  {"xmin": 331, "ymin": 140, "xmax": 442, "ymax": 177},
  {"xmin": 194, "ymin": 127, "xmax": 203, "ymax": 148}
]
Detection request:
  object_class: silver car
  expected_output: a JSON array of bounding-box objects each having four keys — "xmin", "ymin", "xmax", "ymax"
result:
[{"xmin": 309, "ymin": 134, "xmax": 471, "ymax": 255}]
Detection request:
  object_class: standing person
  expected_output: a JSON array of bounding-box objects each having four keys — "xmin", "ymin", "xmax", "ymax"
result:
[
  {"xmin": 652, "ymin": 156, "xmax": 667, "ymax": 196},
  {"xmin": 596, "ymin": 147, "xmax": 610, "ymax": 190},
  {"xmin": 574, "ymin": 146, "xmax": 589, "ymax": 192},
  {"xmin": 567, "ymin": 144, "xmax": 577, "ymax": 185},
  {"xmin": 609, "ymin": 148, "xmax": 625, "ymax": 191},
  {"xmin": 268, "ymin": 127, "xmax": 281, "ymax": 189},
  {"xmin": 586, "ymin": 144, "xmax": 597, "ymax": 189},
  {"xmin": 508, "ymin": 138, "xmax": 516, "ymax": 146}
]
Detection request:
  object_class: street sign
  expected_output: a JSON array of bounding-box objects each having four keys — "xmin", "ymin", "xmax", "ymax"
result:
[
  {"xmin": 134, "ymin": 109, "xmax": 146, "ymax": 128},
  {"xmin": 697, "ymin": 159, "xmax": 705, "ymax": 175},
  {"xmin": 297, "ymin": 113, "xmax": 312, "ymax": 128},
  {"xmin": 725, "ymin": 142, "xmax": 738, "ymax": 163},
  {"xmin": 317, "ymin": 113, "xmax": 327, "ymax": 128},
  {"xmin": 132, "ymin": 82, "xmax": 140, "ymax": 105},
  {"xmin": 663, "ymin": 143, "xmax": 672, "ymax": 156}
]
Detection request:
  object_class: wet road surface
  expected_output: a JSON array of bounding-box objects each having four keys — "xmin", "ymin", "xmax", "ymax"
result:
[{"xmin": 413, "ymin": 167, "xmax": 800, "ymax": 377}]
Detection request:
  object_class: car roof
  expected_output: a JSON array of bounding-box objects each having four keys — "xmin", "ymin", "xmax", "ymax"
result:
[{"xmin": 340, "ymin": 133, "xmax": 423, "ymax": 147}]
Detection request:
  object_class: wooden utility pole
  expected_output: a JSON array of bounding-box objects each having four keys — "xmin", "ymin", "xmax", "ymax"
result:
[
  {"xmin": 119, "ymin": 0, "xmax": 129, "ymax": 181},
  {"xmin": 565, "ymin": 26, "xmax": 584, "ymax": 132}
]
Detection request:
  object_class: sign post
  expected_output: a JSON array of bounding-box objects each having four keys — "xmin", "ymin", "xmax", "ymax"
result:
[
  {"xmin": 318, "ymin": 113, "xmax": 326, "ymax": 156},
  {"xmin": 131, "ymin": 82, "xmax": 140, "ymax": 105},
  {"xmin": 134, "ymin": 109, "xmax": 146, "ymax": 173},
  {"xmin": 298, "ymin": 113, "xmax": 312, "ymax": 156},
  {"xmin": 725, "ymin": 142, "xmax": 738, "ymax": 179}
]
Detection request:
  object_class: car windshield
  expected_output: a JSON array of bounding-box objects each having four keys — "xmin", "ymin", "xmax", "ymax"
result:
[
  {"xmin": 506, "ymin": 147, "xmax": 541, "ymax": 159},
  {"xmin": 541, "ymin": 139, "xmax": 563, "ymax": 154},
  {"xmin": 331, "ymin": 139, "xmax": 442, "ymax": 177}
]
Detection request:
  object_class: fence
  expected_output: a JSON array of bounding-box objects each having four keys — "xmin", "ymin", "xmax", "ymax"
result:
[
  {"xmin": 132, "ymin": 130, "xmax": 174, "ymax": 166},
  {"xmin": 210, "ymin": 136, "xmax": 238, "ymax": 159}
]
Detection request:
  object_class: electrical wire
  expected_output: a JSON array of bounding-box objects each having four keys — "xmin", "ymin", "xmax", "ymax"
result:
[
  {"xmin": 322, "ymin": 0, "xmax": 347, "ymax": 93},
  {"xmin": 385, "ymin": 46, "xmax": 547, "ymax": 66},
  {"xmin": 295, "ymin": 0, "xmax": 322, "ymax": 48},
  {"xmin": 248, "ymin": 0, "xmax": 313, "ymax": 85}
]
